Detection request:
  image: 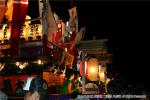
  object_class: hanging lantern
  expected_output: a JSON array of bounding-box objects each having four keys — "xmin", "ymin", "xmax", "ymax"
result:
[
  {"xmin": 0, "ymin": 24, "xmax": 11, "ymax": 43},
  {"xmin": 87, "ymin": 58, "xmax": 98, "ymax": 81},
  {"xmin": 34, "ymin": 24, "xmax": 42, "ymax": 40},
  {"xmin": 27, "ymin": 24, "xmax": 34, "ymax": 41},
  {"xmin": 22, "ymin": 15, "xmax": 31, "ymax": 41},
  {"xmin": 20, "ymin": 25, "xmax": 26, "ymax": 41},
  {"xmin": 0, "ymin": 26, "xmax": 4, "ymax": 42},
  {"xmin": 99, "ymin": 66, "xmax": 106, "ymax": 83}
]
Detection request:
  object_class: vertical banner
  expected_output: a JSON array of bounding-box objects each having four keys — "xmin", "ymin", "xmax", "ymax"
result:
[
  {"xmin": 68, "ymin": 6, "xmax": 78, "ymax": 33},
  {"xmin": 55, "ymin": 20, "xmax": 62, "ymax": 45},
  {"xmin": 46, "ymin": 1, "xmax": 57, "ymax": 43},
  {"xmin": 43, "ymin": 0, "xmax": 58, "ymax": 55},
  {"xmin": 11, "ymin": 0, "xmax": 28, "ymax": 56}
]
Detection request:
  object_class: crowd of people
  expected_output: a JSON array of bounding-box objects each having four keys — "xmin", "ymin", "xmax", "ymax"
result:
[
  {"xmin": 0, "ymin": 67, "xmax": 82, "ymax": 100},
  {"xmin": 0, "ymin": 67, "xmax": 149, "ymax": 100}
]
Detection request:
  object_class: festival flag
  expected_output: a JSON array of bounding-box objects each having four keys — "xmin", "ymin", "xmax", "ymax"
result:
[
  {"xmin": 42, "ymin": 0, "xmax": 58, "ymax": 55},
  {"xmin": 10, "ymin": 0, "xmax": 28, "ymax": 56},
  {"xmin": 46, "ymin": 1, "xmax": 58, "ymax": 44},
  {"xmin": 55, "ymin": 20, "xmax": 62, "ymax": 45},
  {"xmin": 70, "ymin": 27, "xmax": 86, "ymax": 50},
  {"xmin": 68, "ymin": 6, "xmax": 78, "ymax": 33},
  {"xmin": 68, "ymin": 6, "xmax": 77, "ymax": 19}
]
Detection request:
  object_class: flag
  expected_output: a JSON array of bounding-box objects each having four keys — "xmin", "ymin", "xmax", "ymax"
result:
[
  {"xmin": 0, "ymin": 0, "xmax": 7, "ymax": 23},
  {"xmin": 46, "ymin": 1, "xmax": 58, "ymax": 43},
  {"xmin": 68, "ymin": 6, "xmax": 77, "ymax": 18},
  {"xmin": 70, "ymin": 27, "xmax": 86, "ymax": 50},
  {"xmin": 10, "ymin": 0, "xmax": 28, "ymax": 56},
  {"xmin": 55, "ymin": 20, "xmax": 62, "ymax": 45},
  {"xmin": 68, "ymin": 6, "xmax": 78, "ymax": 33},
  {"xmin": 42, "ymin": 0, "xmax": 58, "ymax": 55}
]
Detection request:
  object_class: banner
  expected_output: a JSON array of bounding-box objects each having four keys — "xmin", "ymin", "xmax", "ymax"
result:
[
  {"xmin": 55, "ymin": 20, "xmax": 62, "ymax": 45},
  {"xmin": 46, "ymin": 1, "xmax": 57, "ymax": 43},
  {"xmin": 68, "ymin": 6, "xmax": 78, "ymax": 33},
  {"xmin": 10, "ymin": 0, "xmax": 28, "ymax": 56},
  {"xmin": 70, "ymin": 27, "xmax": 86, "ymax": 50}
]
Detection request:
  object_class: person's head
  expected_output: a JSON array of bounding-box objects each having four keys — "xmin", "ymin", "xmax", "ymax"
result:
[
  {"xmin": 24, "ymin": 77, "xmax": 48, "ymax": 100},
  {"xmin": 65, "ymin": 68, "xmax": 74, "ymax": 80}
]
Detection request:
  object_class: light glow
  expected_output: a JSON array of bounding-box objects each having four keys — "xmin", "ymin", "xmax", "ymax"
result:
[
  {"xmin": 89, "ymin": 67, "xmax": 96, "ymax": 73},
  {"xmin": 65, "ymin": 48, "xmax": 68, "ymax": 52},
  {"xmin": 16, "ymin": 62, "xmax": 19, "ymax": 66},
  {"xmin": 38, "ymin": 59, "xmax": 42, "ymax": 65},
  {"xmin": 100, "ymin": 72, "xmax": 105, "ymax": 78}
]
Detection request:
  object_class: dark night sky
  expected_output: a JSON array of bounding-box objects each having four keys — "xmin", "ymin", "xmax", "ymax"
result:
[
  {"xmin": 78, "ymin": 2, "xmax": 150, "ymax": 90},
  {"xmin": 27, "ymin": 1, "xmax": 150, "ymax": 89}
]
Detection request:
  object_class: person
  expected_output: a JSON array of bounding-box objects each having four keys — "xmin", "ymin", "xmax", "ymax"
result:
[
  {"xmin": 0, "ymin": 90, "xmax": 8, "ymax": 100},
  {"xmin": 60, "ymin": 68, "xmax": 81, "ymax": 95},
  {"xmin": 23, "ymin": 77, "xmax": 49, "ymax": 100}
]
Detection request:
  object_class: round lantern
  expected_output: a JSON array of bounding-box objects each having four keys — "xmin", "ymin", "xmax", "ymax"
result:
[{"xmin": 87, "ymin": 58, "xmax": 99, "ymax": 81}]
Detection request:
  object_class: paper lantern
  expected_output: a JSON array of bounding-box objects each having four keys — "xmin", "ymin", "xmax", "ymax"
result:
[
  {"xmin": 20, "ymin": 25, "xmax": 27, "ymax": 40},
  {"xmin": 21, "ymin": 15, "xmax": 31, "ymax": 41},
  {"xmin": 0, "ymin": 26, "xmax": 4, "ymax": 42},
  {"xmin": 87, "ymin": 58, "xmax": 98, "ymax": 81},
  {"xmin": 27, "ymin": 24, "xmax": 34, "ymax": 41},
  {"xmin": 99, "ymin": 67, "xmax": 106, "ymax": 83},
  {"xmin": 34, "ymin": 24, "xmax": 42, "ymax": 40},
  {"xmin": 2, "ymin": 25, "xmax": 11, "ymax": 43}
]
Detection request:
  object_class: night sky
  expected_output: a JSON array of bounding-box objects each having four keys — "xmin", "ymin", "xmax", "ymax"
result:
[
  {"xmin": 77, "ymin": 1, "xmax": 150, "ymax": 90},
  {"xmin": 27, "ymin": 1, "xmax": 150, "ymax": 89}
]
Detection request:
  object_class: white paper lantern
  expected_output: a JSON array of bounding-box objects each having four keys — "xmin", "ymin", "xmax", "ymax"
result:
[{"xmin": 87, "ymin": 58, "xmax": 98, "ymax": 81}]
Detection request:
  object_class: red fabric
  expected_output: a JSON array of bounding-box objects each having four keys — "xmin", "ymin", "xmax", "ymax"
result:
[
  {"xmin": 11, "ymin": 0, "xmax": 28, "ymax": 56},
  {"xmin": 55, "ymin": 20, "xmax": 62, "ymax": 45},
  {"xmin": 52, "ymin": 32, "xmax": 55, "ymax": 44},
  {"xmin": 80, "ymin": 61, "xmax": 88, "ymax": 76},
  {"xmin": 55, "ymin": 31, "xmax": 62, "ymax": 44}
]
